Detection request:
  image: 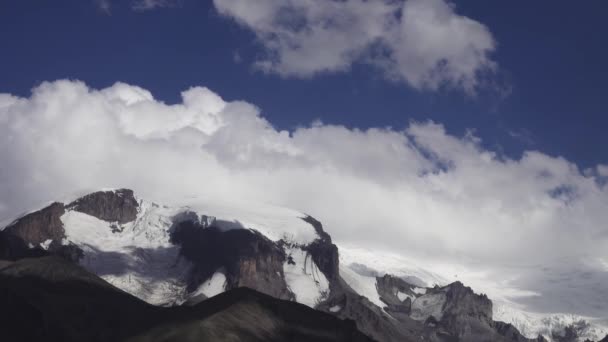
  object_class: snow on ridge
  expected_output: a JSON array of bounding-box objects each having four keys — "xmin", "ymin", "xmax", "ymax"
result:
[
  {"xmin": 339, "ymin": 264, "xmax": 385, "ymax": 309},
  {"xmin": 172, "ymin": 196, "xmax": 320, "ymax": 245},
  {"xmin": 61, "ymin": 201, "xmax": 192, "ymax": 306},
  {"xmin": 338, "ymin": 244, "xmax": 448, "ymax": 287},
  {"xmin": 493, "ymin": 301, "xmax": 608, "ymax": 342}
]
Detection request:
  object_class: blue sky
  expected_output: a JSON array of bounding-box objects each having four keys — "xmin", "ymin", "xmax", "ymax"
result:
[{"xmin": 1, "ymin": 0, "xmax": 607, "ymax": 168}]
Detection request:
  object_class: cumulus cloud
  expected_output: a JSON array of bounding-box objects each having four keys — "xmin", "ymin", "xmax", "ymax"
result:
[
  {"xmin": 1, "ymin": 80, "xmax": 608, "ymax": 317},
  {"xmin": 213, "ymin": 0, "xmax": 496, "ymax": 92}
]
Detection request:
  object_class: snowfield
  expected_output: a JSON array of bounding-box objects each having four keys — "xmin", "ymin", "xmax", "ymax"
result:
[
  {"xmin": 62, "ymin": 203, "xmax": 192, "ymax": 305},
  {"xmin": 58, "ymin": 194, "xmax": 325, "ymax": 308}
]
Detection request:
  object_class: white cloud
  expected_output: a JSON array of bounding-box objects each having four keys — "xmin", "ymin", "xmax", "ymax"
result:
[
  {"xmin": 1, "ymin": 80, "xmax": 607, "ymax": 318},
  {"xmin": 213, "ymin": 0, "xmax": 496, "ymax": 92}
]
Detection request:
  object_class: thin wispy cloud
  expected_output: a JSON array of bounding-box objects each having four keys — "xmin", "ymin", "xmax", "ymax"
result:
[
  {"xmin": 213, "ymin": 0, "xmax": 497, "ymax": 93},
  {"xmin": 95, "ymin": 0, "xmax": 180, "ymax": 12}
]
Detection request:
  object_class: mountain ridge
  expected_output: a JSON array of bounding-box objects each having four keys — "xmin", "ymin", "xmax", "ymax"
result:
[{"xmin": 1, "ymin": 188, "xmax": 605, "ymax": 342}]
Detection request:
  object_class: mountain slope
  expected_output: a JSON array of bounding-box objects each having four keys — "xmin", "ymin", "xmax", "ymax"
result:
[
  {"xmin": 2, "ymin": 189, "xmax": 604, "ymax": 341},
  {"xmin": 0, "ymin": 256, "xmax": 373, "ymax": 342}
]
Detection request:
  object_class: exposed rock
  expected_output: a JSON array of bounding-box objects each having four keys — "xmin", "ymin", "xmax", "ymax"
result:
[
  {"xmin": 441, "ymin": 281, "xmax": 493, "ymax": 324},
  {"xmin": 170, "ymin": 220, "xmax": 294, "ymax": 301},
  {"xmin": 302, "ymin": 215, "xmax": 332, "ymax": 243},
  {"xmin": 494, "ymin": 321, "xmax": 547, "ymax": 342},
  {"xmin": 3, "ymin": 202, "xmax": 66, "ymax": 245},
  {"xmin": 376, "ymin": 274, "xmax": 414, "ymax": 317},
  {"xmin": 318, "ymin": 285, "xmax": 419, "ymax": 342},
  {"xmin": 67, "ymin": 189, "xmax": 138, "ymax": 224},
  {"xmin": 302, "ymin": 237, "xmax": 340, "ymax": 282},
  {"xmin": 0, "ymin": 231, "xmax": 48, "ymax": 260},
  {"xmin": 434, "ymin": 281, "xmax": 541, "ymax": 341}
]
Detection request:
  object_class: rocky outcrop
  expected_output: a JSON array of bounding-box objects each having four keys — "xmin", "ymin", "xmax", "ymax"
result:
[
  {"xmin": 3, "ymin": 202, "xmax": 66, "ymax": 245},
  {"xmin": 301, "ymin": 216, "xmax": 340, "ymax": 283},
  {"xmin": 375, "ymin": 274, "xmax": 413, "ymax": 318},
  {"xmin": 357, "ymin": 274, "xmax": 547, "ymax": 342},
  {"xmin": 1, "ymin": 202, "xmax": 83, "ymax": 263},
  {"xmin": 171, "ymin": 219, "xmax": 294, "ymax": 301},
  {"xmin": 423, "ymin": 281, "xmax": 545, "ymax": 342},
  {"xmin": 318, "ymin": 281, "xmax": 421, "ymax": 342},
  {"xmin": 67, "ymin": 189, "xmax": 138, "ymax": 223}
]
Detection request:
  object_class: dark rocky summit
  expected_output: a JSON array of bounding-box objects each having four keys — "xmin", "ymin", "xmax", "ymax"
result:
[
  {"xmin": 67, "ymin": 189, "xmax": 139, "ymax": 223},
  {"xmin": 3, "ymin": 202, "xmax": 66, "ymax": 245}
]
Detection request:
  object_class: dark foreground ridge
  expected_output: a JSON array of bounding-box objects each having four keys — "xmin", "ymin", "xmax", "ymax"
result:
[{"xmin": 0, "ymin": 256, "xmax": 374, "ymax": 342}]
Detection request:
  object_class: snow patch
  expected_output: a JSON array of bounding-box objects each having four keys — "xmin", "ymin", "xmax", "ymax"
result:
[
  {"xmin": 412, "ymin": 287, "xmax": 427, "ymax": 295},
  {"xmin": 397, "ymin": 291, "xmax": 414, "ymax": 302},
  {"xmin": 193, "ymin": 270, "xmax": 226, "ymax": 298},
  {"xmin": 339, "ymin": 264, "xmax": 385, "ymax": 309},
  {"xmin": 329, "ymin": 305, "xmax": 342, "ymax": 312},
  {"xmin": 39, "ymin": 239, "xmax": 52, "ymax": 250},
  {"xmin": 283, "ymin": 246, "xmax": 329, "ymax": 307}
]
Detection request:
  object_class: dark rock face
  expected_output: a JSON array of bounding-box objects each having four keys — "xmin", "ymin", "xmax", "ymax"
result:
[
  {"xmin": 494, "ymin": 321, "xmax": 546, "ymax": 342},
  {"xmin": 171, "ymin": 220, "xmax": 294, "ymax": 301},
  {"xmin": 302, "ymin": 215, "xmax": 332, "ymax": 243},
  {"xmin": 300, "ymin": 216, "xmax": 340, "ymax": 284},
  {"xmin": 0, "ymin": 231, "xmax": 49, "ymax": 260},
  {"xmin": 376, "ymin": 274, "xmax": 415, "ymax": 316},
  {"xmin": 431, "ymin": 281, "xmax": 543, "ymax": 342},
  {"xmin": 441, "ymin": 281, "xmax": 493, "ymax": 325},
  {"xmin": 3, "ymin": 202, "xmax": 66, "ymax": 245},
  {"xmin": 67, "ymin": 189, "xmax": 139, "ymax": 224},
  {"xmin": 303, "ymin": 238, "xmax": 340, "ymax": 283}
]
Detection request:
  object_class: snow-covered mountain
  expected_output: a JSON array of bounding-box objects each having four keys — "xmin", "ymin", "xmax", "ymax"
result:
[{"xmin": 1, "ymin": 189, "xmax": 607, "ymax": 342}]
